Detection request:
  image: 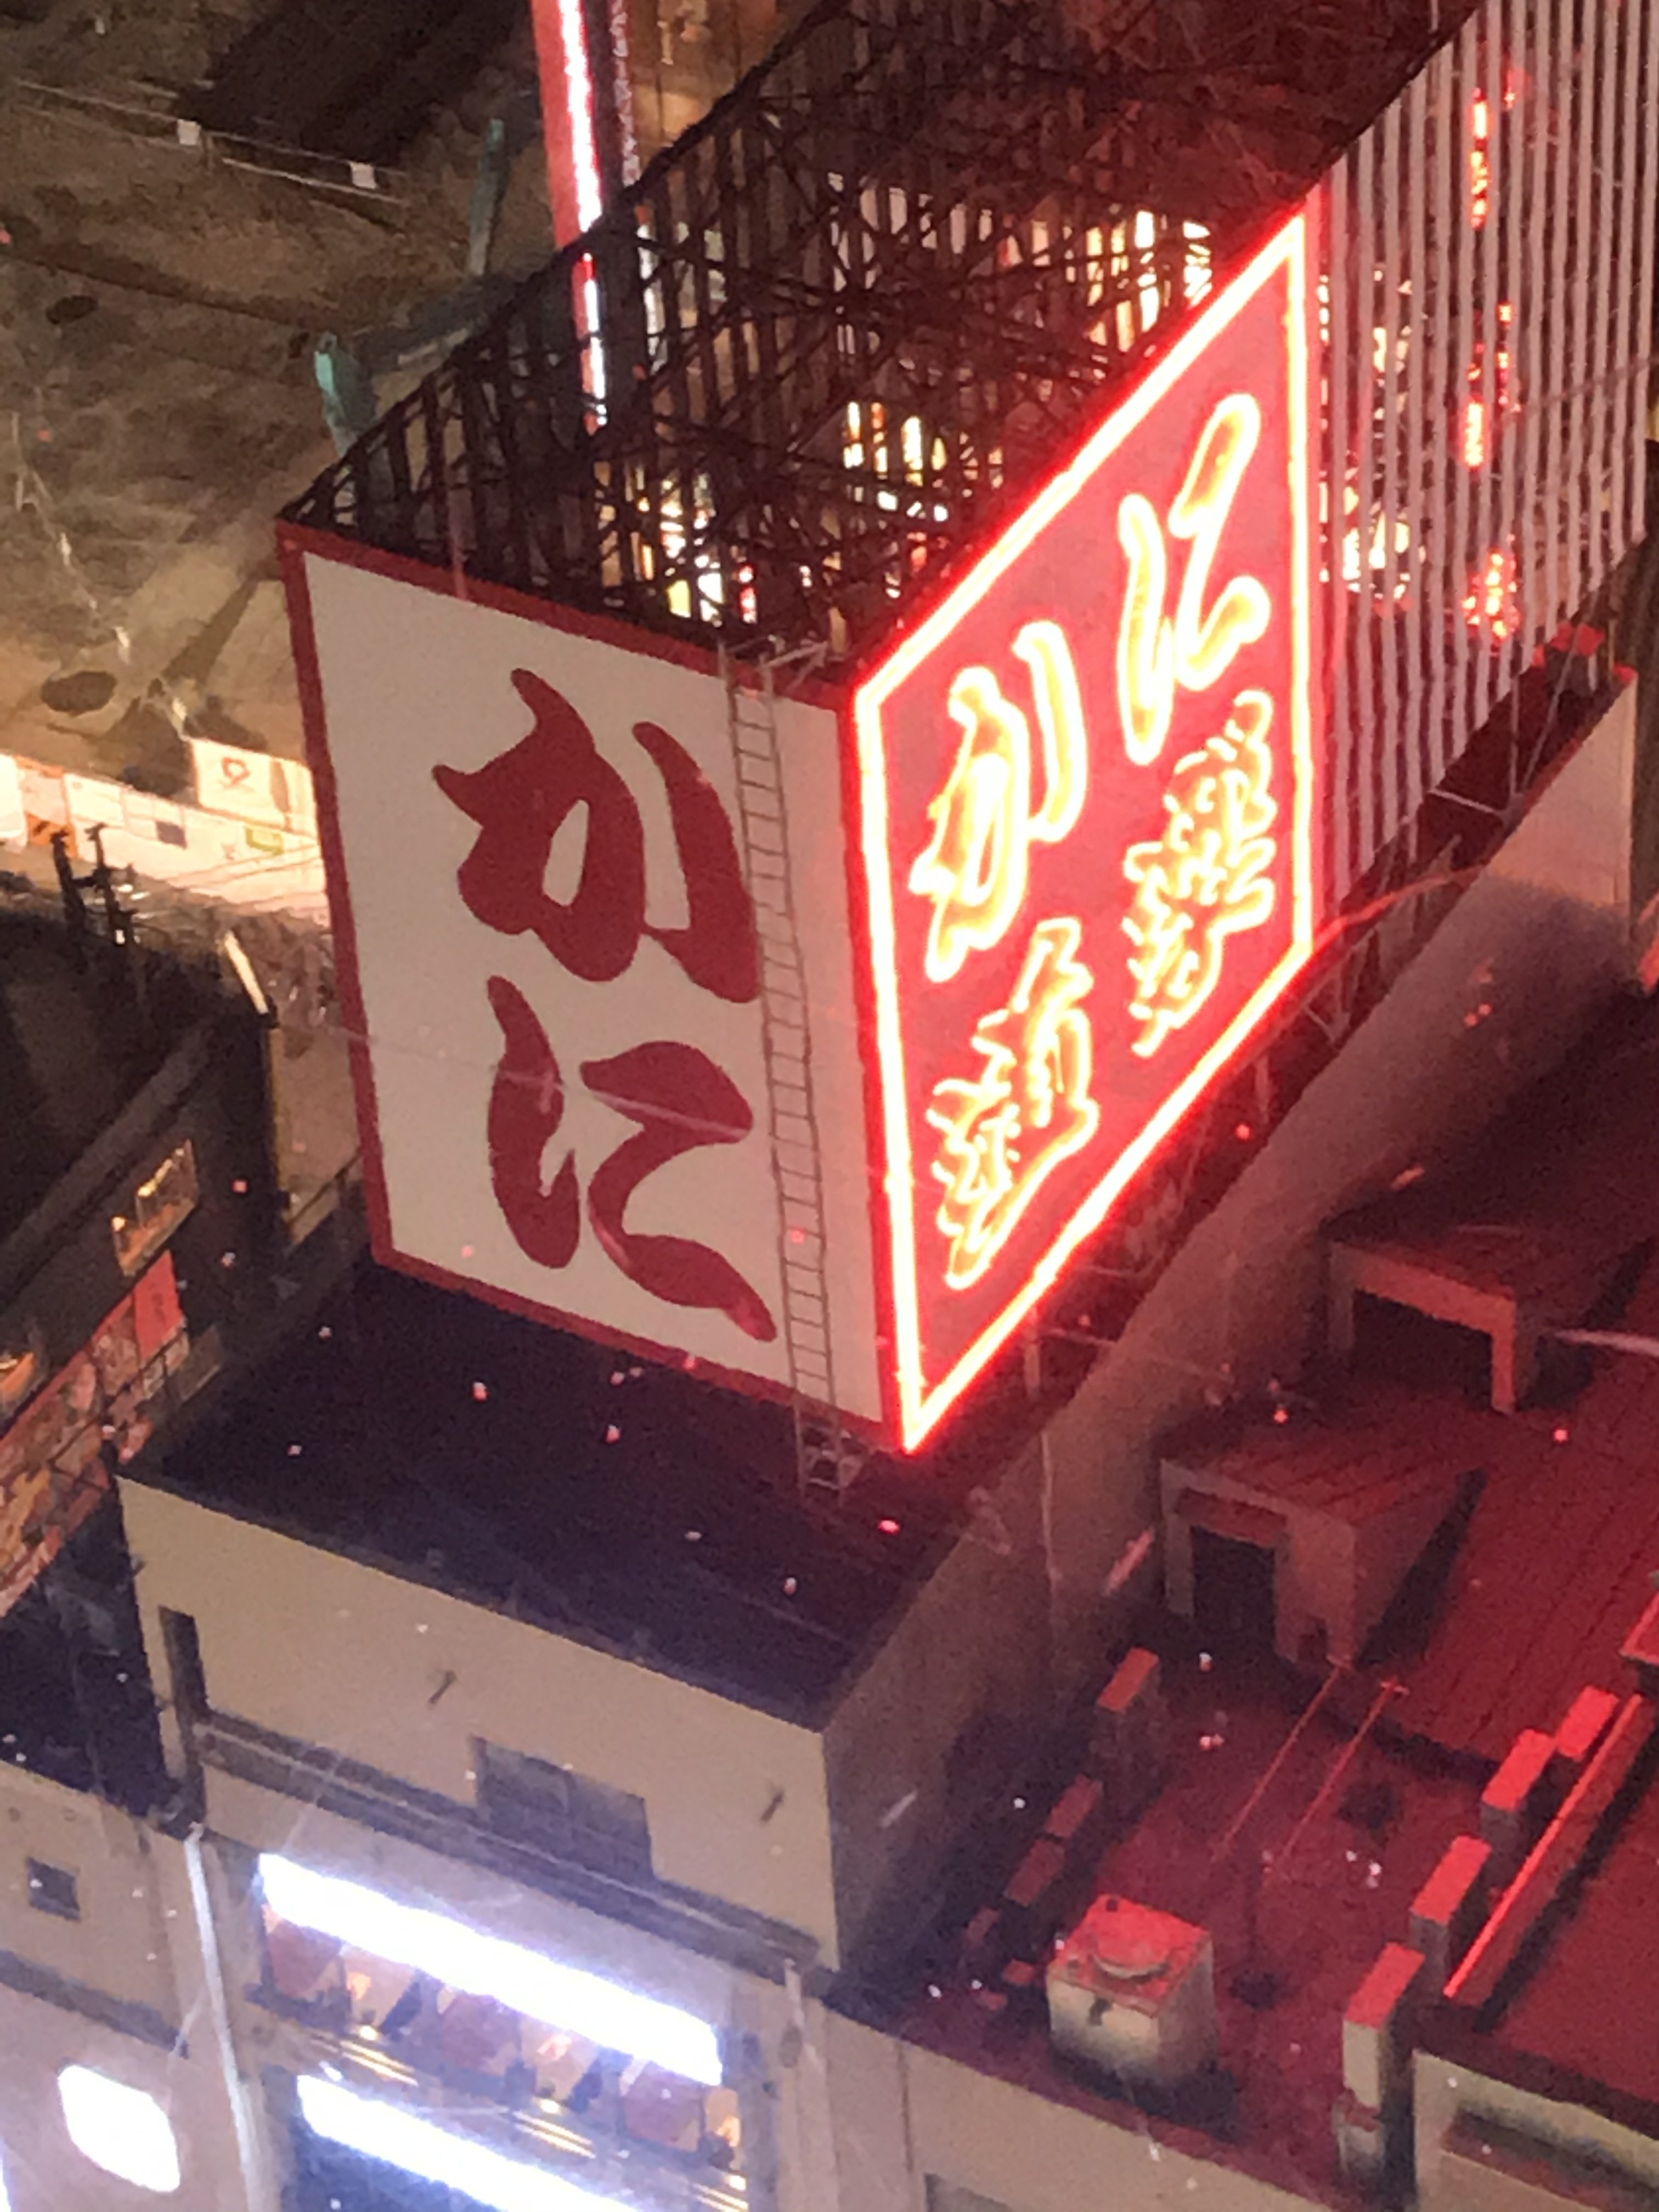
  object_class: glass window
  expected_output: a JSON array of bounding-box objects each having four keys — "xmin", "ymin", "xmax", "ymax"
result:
[
  {"xmin": 57, "ymin": 2068, "xmax": 181, "ymax": 2193},
  {"xmin": 0, "ymin": 1328, "xmax": 43, "ymax": 1421},
  {"xmin": 111, "ymin": 1143, "xmax": 199, "ymax": 1279},
  {"xmin": 474, "ymin": 1742, "xmax": 653, "ymax": 1881},
  {"xmin": 26, "ymin": 1859, "xmax": 80, "ymax": 1921}
]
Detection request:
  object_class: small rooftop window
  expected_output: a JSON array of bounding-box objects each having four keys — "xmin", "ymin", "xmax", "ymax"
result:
[{"xmin": 26, "ymin": 1859, "xmax": 80, "ymax": 1921}]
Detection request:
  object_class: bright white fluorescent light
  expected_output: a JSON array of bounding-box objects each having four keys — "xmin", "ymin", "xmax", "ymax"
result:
[
  {"xmin": 58, "ymin": 2067, "xmax": 182, "ymax": 2193},
  {"xmin": 259, "ymin": 1854, "xmax": 721, "ymax": 2084},
  {"xmin": 298, "ymin": 2077, "xmax": 628, "ymax": 2212}
]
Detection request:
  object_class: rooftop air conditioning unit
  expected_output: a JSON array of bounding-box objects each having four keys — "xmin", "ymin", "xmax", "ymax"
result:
[{"xmin": 1047, "ymin": 1893, "xmax": 1218, "ymax": 2091}]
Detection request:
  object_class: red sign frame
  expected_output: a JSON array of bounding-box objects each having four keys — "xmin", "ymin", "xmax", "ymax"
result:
[{"xmin": 853, "ymin": 215, "xmax": 1318, "ymax": 1452}]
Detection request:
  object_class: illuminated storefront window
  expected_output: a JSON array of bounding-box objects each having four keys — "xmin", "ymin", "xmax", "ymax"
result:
[
  {"xmin": 0, "ymin": 1327, "xmax": 43, "ymax": 1420},
  {"xmin": 297, "ymin": 2077, "xmax": 633, "ymax": 2212},
  {"xmin": 258, "ymin": 1855, "xmax": 740, "ymax": 2191},
  {"xmin": 111, "ymin": 1140, "xmax": 198, "ymax": 1279},
  {"xmin": 854, "ymin": 216, "xmax": 1317, "ymax": 1450}
]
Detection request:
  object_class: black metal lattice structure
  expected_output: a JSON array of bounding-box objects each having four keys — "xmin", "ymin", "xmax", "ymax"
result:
[{"xmin": 283, "ymin": 0, "xmax": 1458, "ymax": 670}]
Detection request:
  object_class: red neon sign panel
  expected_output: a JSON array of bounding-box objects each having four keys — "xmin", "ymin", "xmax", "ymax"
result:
[{"xmin": 854, "ymin": 217, "xmax": 1317, "ymax": 1452}]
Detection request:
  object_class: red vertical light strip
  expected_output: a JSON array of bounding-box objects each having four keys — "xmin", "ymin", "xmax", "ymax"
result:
[{"xmin": 529, "ymin": 0, "xmax": 604, "ymax": 246}]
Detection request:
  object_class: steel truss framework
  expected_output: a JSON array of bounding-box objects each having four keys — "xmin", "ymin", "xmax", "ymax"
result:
[
  {"xmin": 283, "ymin": 0, "xmax": 1459, "ymax": 668},
  {"xmin": 280, "ymin": 0, "xmax": 1656, "ymax": 1458}
]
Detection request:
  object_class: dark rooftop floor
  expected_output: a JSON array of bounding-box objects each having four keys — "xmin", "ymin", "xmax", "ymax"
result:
[{"xmin": 140, "ymin": 1258, "xmax": 976, "ymax": 1722}]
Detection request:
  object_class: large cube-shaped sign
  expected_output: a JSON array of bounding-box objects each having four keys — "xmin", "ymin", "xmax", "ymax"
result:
[
  {"xmin": 286, "ymin": 216, "xmax": 1315, "ymax": 1457},
  {"xmin": 281, "ymin": 543, "xmax": 885, "ymax": 1425},
  {"xmin": 854, "ymin": 216, "xmax": 1317, "ymax": 1450}
]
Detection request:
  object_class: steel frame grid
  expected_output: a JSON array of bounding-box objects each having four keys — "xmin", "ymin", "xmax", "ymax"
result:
[{"xmin": 281, "ymin": 0, "xmax": 1469, "ymax": 674}]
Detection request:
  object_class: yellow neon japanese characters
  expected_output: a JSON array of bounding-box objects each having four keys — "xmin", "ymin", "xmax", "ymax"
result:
[
  {"xmin": 1122, "ymin": 690, "xmax": 1279, "ymax": 1059},
  {"xmin": 909, "ymin": 621, "xmax": 1089, "ymax": 981},
  {"xmin": 927, "ymin": 917, "xmax": 1101, "ymax": 1288},
  {"xmin": 1116, "ymin": 395, "xmax": 1272, "ymax": 766}
]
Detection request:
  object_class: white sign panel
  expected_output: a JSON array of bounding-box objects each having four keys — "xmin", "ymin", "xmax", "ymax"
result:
[
  {"xmin": 0, "ymin": 755, "xmax": 24, "ymax": 849},
  {"xmin": 289, "ymin": 545, "xmax": 882, "ymax": 1424},
  {"xmin": 189, "ymin": 735, "xmax": 318, "ymax": 834}
]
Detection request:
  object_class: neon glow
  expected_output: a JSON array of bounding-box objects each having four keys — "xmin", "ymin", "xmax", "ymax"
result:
[
  {"xmin": 1464, "ymin": 546, "xmax": 1519, "ymax": 640},
  {"xmin": 909, "ymin": 621, "xmax": 1090, "ymax": 980},
  {"xmin": 1469, "ymin": 93, "xmax": 1492, "ymax": 229},
  {"xmin": 259, "ymin": 1854, "xmax": 722, "ymax": 2084},
  {"xmin": 854, "ymin": 215, "xmax": 1316, "ymax": 1451},
  {"xmin": 1116, "ymin": 394, "xmax": 1271, "ymax": 765},
  {"xmin": 1123, "ymin": 691, "xmax": 1278, "ymax": 1059},
  {"xmin": 1463, "ymin": 398, "xmax": 1487, "ymax": 470},
  {"xmin": 57, "ymin": 2068, "xmax": 182, "ymax": 2194},
  {"xmin": 929, "ymin": 916, "xmax": 1100, "ymax": 1285},
  {"xmin": 558, "ymin": 0, "xmax": 602, "ymax": 230},
  {"xmin": 297, "ymin": 2078, "xmax": 630, "ymax": 2212}
]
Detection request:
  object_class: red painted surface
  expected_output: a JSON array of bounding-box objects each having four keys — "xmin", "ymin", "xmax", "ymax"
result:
[{"xmin": 854, "ymin": 216, "xmax": 1319, "ymax": 1450}]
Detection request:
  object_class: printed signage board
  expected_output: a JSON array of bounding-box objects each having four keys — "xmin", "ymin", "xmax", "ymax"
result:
[
  {"xmin": 853, "ymin": 216, "xmax": 1318, "ymax": 1450},
  {"xmin": 282, "ymin": 544, "xmax": 884, "ymax": 1425}
]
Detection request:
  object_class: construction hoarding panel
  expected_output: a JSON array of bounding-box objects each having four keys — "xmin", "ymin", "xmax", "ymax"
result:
[
  {"xmin": 854, "ymin": 217, "xmax": 1318, "ymax": 1451},
  {"xmin": 283, "ymin": 540, "xmax": 884, "ymax": 1427}
]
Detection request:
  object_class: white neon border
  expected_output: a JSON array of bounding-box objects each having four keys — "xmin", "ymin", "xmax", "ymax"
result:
[{"xmin": 259, "ymin": 1854, "xmax": 722, "ymax": 2085}]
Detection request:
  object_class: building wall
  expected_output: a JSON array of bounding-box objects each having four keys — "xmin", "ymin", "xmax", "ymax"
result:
[
  {"xmin": 1, "ymin": 997, "xmax": 275, "ymax": 1384},
  {"xmin": 0, "ymin": 1762, "xmax": 179, "ymax": 2028},
  {"xmin": 0, "ymin": 1774, "xmax": 263, "ymax": 2212},
  {"xmin": 821, "ymin": 1436, "xmax": 1053, "ymax": 1967},
  {"xmin": 813, "ymin": 2005, "xmax": 1315, "ymax": 2212},
  {"xmin": 119, "ymin": 1479, "xmax": 842, "ymax": 1962},
  {"xmin": 1317, "ymin": 0, "xmax": 1659, "ymax": 904},
  {"xmin": 0, "ymin": 1977, "xmax": 252, "ymax": 2212},
  {"xmin": 1038, "ymin": 682, "xmax": 1637, "ymax": 1698},
  {"xmin": 1415, "ymin": 2052, "xmax": 1659, "ymax": 2206}
]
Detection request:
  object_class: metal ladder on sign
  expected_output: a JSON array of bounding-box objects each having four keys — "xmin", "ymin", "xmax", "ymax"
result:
[{"xmin": 721, "ymin": 645, "xmax": 863, "ymax": 1498}]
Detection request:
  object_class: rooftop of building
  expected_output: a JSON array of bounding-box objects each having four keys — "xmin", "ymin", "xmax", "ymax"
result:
[
  {"xmin": 284, "ymin": 0, "xmax": 1472, "ymax": 673},
  {"xmin": 134, "ymin": 1255, "xmax": 1035, "ymax": 1722},
  {"xmin": 848, "ymin": 986, "xmax": 1659, "ymax": 2198},
  {"xmin": 870, "ymin": 1626, "xmax": 1486, "ymax": 2210}
]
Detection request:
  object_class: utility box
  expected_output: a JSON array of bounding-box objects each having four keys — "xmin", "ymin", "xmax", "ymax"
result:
[{"xmin": 1047, "ymin": 1893, "xmax": 1217, "ymax": 2090}]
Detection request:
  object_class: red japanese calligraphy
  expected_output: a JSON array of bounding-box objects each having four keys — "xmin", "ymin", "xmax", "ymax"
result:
[
  {"xmin": 486, "ymin": 975, "xmax": 579, "ymax": 1268},
  {"xmin": 435, "ymin": 672, "xmax": 758, "ymax": 1002},
  {"xmin": 483, "ymin": 986, "xmax": 778, "ymax": 1342},
  {"xmin": 583, "ymin": 1042, "xmax": 776, "ymax": 1342},
  {"xmin": 927, "ymin": 917, "xmax": 1099, "ymax": 1287}
]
